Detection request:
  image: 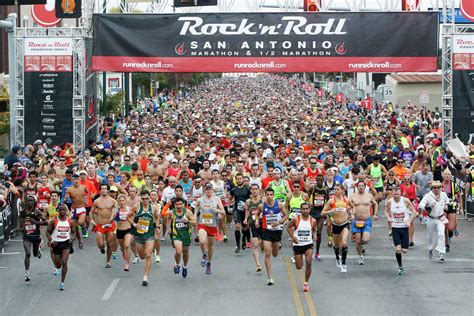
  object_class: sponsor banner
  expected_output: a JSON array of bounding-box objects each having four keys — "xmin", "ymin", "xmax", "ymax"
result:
[
  {"xmin": 452, "ymin": 70, "xmax": 474, "ymax": 144},
  {"xmin": 453, "ymin": 35, "xmax": 474, "ymax": 70},
  {"xmin": 25, "ymin": 38, "xmax": 73, "ymax": 56},
  {"xmin": 92, "ymin": 12, "xmax": 438, "ymax": 73},
  {"xmin": 85, "ymin": 38, "xmax": 98, "ymax": 143},
  {"xmin": 92, "ymin": 56, "xmax": 436, "ymax": 73},
  {"xmin": 24, "ymin": 72, "xmax": 73, "ymax": 145}
]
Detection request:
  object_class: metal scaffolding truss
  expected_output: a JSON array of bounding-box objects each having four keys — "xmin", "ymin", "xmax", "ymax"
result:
[{"xmin": 12, "ymin": 27, "xmax": 87, "ymax": 149}]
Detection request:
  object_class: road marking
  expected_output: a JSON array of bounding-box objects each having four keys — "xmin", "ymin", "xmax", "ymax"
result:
[
  {"xmin": 101, "ymin": 279, "xmax": 120, "ymax": 301},
  {"xmin": 284, "ymin": 256, "xmax": 305, "ymax": 316},
  {"xmin": 0, "ymin": 267, "xmax": 6, "ymax": 269},
  {"xmin": 297, "ymin": 269, "xmax": 318, "ymax": 316},
  {"xmin": 318, "ymin": 254, "xmax": 474, "ymax": 263},
  {"xmin": 0, "ymin": 251, "xmax": 20, "ymax": 255}
]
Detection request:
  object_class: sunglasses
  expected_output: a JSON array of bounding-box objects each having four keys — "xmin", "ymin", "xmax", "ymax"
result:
[
  {"xmin": 293, "ymin": 186, "xmax": 300, "ymax": 188},
  {"xmin": 141, "ymin": 197, "xmax": 150, "ymax": 200},
  {"xmin": 432, "ymin": 186, "xmax": 441, "ymax": 189},
  {"xmin": 397, "ymin": 161, "xmax": 404, "ymax": 164}
]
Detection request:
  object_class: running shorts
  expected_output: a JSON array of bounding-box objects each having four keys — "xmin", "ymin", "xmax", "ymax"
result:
[
  {"xmin": 262, "ymin": 229, "xmax": 282, "ymax": 243},
  {"xmin": 93, "ymin": 222, "xmax": 116, "ymax": 234},
  {"xmin": 198, "ymin": 224, "xmax": 218, "ymax": 237},
  {"xmin": 392, "ymin": 227, "xmax": 409, "ymax": 249}
]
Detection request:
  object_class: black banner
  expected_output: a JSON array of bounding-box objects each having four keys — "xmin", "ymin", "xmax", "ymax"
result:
[
  {"xmin": 24, "ymin": 72, "xmax": 73, "ymax": 145},
  {"xmin": 85, "ymin": 37, "xmax": 98, "ymax": 146},
  {"xmin": 452, "ymin": 70, "xmax": 474, "ymax": 143},
  {"xmin": 92, "ymin": 12, "xmax": 438, "ymax": 73}
]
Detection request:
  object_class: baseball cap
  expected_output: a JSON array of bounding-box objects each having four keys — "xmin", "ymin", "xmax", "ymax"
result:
[
  {"xmin": 195, "ymin": 147, "xmax": 202, "ymax": 152},
  {"xmin": 171, "ymin": 158, "xmax": 178, "ymax": 163},
  {"xmin": 432, "ymin": 139, "xmax": 440, "ymax": 146},
  {"xmin": 177, "ymin": 139, "xmax": 184, "ymax": 144},
  {"xmin": 208, "ymin": 153, "xmax": 217, "ymax": 161},
  {"xmin": 109, "ymin": 186, "xmax": 118, "ymax": 192},
  {"xmin": 205, "ymin": 182, "xmax": 213, "ymax": 189},
  {"xmin": 11, "ymin": 145, "xmax": 20, "ymax": 153}
]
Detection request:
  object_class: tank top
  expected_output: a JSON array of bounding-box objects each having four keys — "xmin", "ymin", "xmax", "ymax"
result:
[
  {"xmin": 87, "ymin": 175, "xmax": 100, "ymax": 192},
  {"xmin": 326, "ymin": 181, "xmax": 336, "ymax": 199},
  {"xmin": 400, "ymin": 183, "xmax": 417, "ymax": 201},
  {"xmin": 37, "ymin": 186, "xmax": 51, "ymax": 209},
  {"xmin": 197, "ymin": 196, "xmax": 219, "ymax": 228},
  {"xmin": 289, "ymin": 193, "xmax": 305, "ymax": 215},
  {"xmin": 293, "ymin": 215, "xmax": 313, "ymax": 246},
  {"xmin": 171, "ymin": 208, "xmax": 191, "ymax": 239},
  {"xmin": 271, "ymin": 180, "xmax": 287, "ymax": 202},
  {"xmin": 311, "ymin": 186, "xmax": 327, "ymax": 209},
  {"xmin": 211, "ymin": 180, "xmax": 225, "ymax": 200},
  {"xmin": 192, "ymin": 186, "xmax": 203, "ymax": 203},
  {"xmin": 47, "ymin": 203, "xmax": 59, "ymax": 220},
  {"xmin": 22, "ymin": 211, "xmax": 41, "ymax": 238},
  {"xmin": 262, "ymin": 201, "xmax": 283, "ymax": 231},
  {"xmin": 287, "ymin": 158, "xmax": 297, "ymax": 171},
  {"xmin": 52, "ymin": 217, "xmax": 71, "ymax": 242},
  {"xmin": 339, "ymin": 164, "xmax": 351, "ymax": 178},
  {"xmin": 390, "ymin": 198, "xmax": 411, "ymax": 228},
  {"xmin": 307, "ymin": 167, "xmax": 323, "ymax": 179},
  {"xmin": 249, "ymin": 177, "xmax": 262, "ymax": 189},
  {"xmin": 133, "ymin": 203, "xmax": 155, "ymax": 238},
  {"xmin": 330, "ymin": 196, "xmax": 349, "ymax": 225},
  {"xmin": 248, "ymin": 198, "xmax": 262, "ymax": 223},
  {"xmin": 25, "ymin": 183, "xmax": 38, "ymax": 199},
  {"xmin": 369, "ymin": 164, "xmax": 383, "ymax": 188},
  {"xmin": 385, "ymin": 179, "xmax": 398, "ymax": 191},
  {"xmin": 116, "ymin": 206, "xmax": 131, "ymax": 222}
]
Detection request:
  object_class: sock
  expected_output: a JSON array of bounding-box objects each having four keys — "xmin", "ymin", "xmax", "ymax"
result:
[
  {"xmin": 334, "ymin": 247, "xmax": 340, "ymax": 260},
  {"xmin": 243, "ymin": 230, "xmax": 251, "ymax": 244},
  {"xmin": 26, "ymin": 270, "xmax": 29, "ymax": 274},
  {"xmin": 183, "ymin": 265, "xmax": 187, "ymax": 269},
  {"xmin": 235, "ymin": 230, "xmax": 241, "ymax": 248},
  {"xmin": 396, "ymin": 252, "xmax": 402, "ymax": 267},
  {"xmin": 448, "ymin": 231, "xmax": 454, "ymax": 238},
  {"xmin": 341, "ymin": 247, "xmax": 348, "ymax": 265}
]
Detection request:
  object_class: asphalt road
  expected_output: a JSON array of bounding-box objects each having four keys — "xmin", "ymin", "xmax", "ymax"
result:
[{"xmin": 1, "ymin": 213, "xmax": 473, "ymax": 316}]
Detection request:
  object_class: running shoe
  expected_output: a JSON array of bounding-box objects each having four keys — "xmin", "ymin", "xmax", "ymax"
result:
[
  {"xmin": 142, "ymin": 276, "xmax": 148, "ymax": 286},
  {"xmin": 105, "ymin": 262, "xmax": 111, "ymax": 268},
  {"xmin": 454, "ymin": 230, "xmax": 459, "ymax": 237},
  {"xmin": 53, "ymin": 268, "xmax": 60, "ymax": 276},
  {"xmin": 205, "ymin": 262, "xmax": 212, "ymax": 274},
  {"xmin": 398, "ymin": 266, "xmax": 404, "ymax": 275},
  {"xmin": 358, "ymin": 256, "xmax": 364, "ymax": 265},
  {"xmin": 437, "ymin": 253, "xmax": 445, "ymax": 262},
  {"xmin": 279, "ymin": 242, "xmax": 282, "ymax": 250},
  {"xmin": 340, "ymin": 265, "xmax": 347, "ymax": 273},
  {"xmin": 216, "ymin": 232, "xmax": 223, "ymax": 242},
  {"xmin": 160, "ymin": 236, "xmax": 165, "ymax": 241},
  {"xmin": 174, "ymin": 264, "xmax": 181, "ymax": 274},
  {"xmin": 182, "ymin": 267, "xmax": 188, "ymax": 278},
  {"xmin": 445, "ymin": 244, "xmax": 450, "ymax": 253},
  {"xmin": 83, "ymin": 229, "xmax": 89, "ymax": 238},
  {"xmin": 256, "ymin": 264, "xmax": 262, "ymax": 272},
  {"xmin": 429, "ymin": 250, "xmax": 433, "ymax": 259},
  {"xmin": 234, "ymin": 247, "xmax": 241, "ymax": 254},
  {"xmin": 124, "ymin": 264, "xmax": 130, "ymax": 272},
  {"xmin": 241, "ymin": 243, "xmax": 247, "ymax": 251},
  {"xmin": 291, "ymin": 256, "xmax": 296, "ymax": 264},
  {"xmin": 388, "ymin": 230, "xmax": 392, "ymax": 237},
  {"xmin": 267, "ymin": 277, "xmax": 274, "ymax": 286},
  {"xmin": 78, "ymin": 241, "xmax": 84, "ymax": 250},
  {"xmin": 223, "ymin": 235, "xmax": 228, "ymax": 243},
  {"xmin": 59, "ymin": 282, "xmax": 65, "ymax": 291},
  {"xmin": 409, "ymin": 242, "xmax": 414, "ymax": 248},
  {"xmin": 361, "ymin": 245, "xmax": 366, "ymax": 254},
  {"xmin": 303, "ymin": 283, "xmax": 311, "ymax": 292},
  {"xmin": 155, "ymin": 255, "xmax": 161, "ymax": 263},
  {"xmin": 194, "ymin": 236, "xmax": 200, "ymax": 243},
  {"xmin": 201, "ymin": 254, "xmax": 207, "ymax": 267},
  {"xmin": 25, "ymin": 273, "xmax": 30, "ymax": 282},
  {"xmin": 112, "ymin": 252, "xmax": 117, "ymax": 260},
  {"xmin": 314, "ymin": 253, "xmax": 321, "ymax": 261},
  {"xmin": 37, "ymin": 248, "xmax": 42, "ymax": 259},
  {"xmin": 132, "ymin": 257, "xmax": 140, "ymax": 264},
  {"xmin": 99, "ymin": 247, "xmax": 105, "ymax": 254},
  {"xmin": 336, "ymin": 259, "xmax": 342, "ymax": 269},
  {"xmin": 327, "ymin": 237, "xmax": 333, "ymax": 247}
]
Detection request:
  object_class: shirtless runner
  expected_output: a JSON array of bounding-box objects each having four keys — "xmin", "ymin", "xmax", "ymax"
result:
[
  {"xmin": 63, "ymin": 174, "xmax": 88, "ymax": 249},
  {"xmin": 349, "ymin": 181, "xmax": 378, "ymax": 265},
  {"xmin": 90, "ymin": 184, "xmax": 118, "ymax": 268}
]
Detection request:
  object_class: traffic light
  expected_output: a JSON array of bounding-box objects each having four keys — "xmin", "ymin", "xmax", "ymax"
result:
[
  {"xmin": 0, "ymin": 0, "xmax": 46, "ymax": 5},
  {"xmin": 402, "ymin": 0, "xmax": 419, "ymax": 11},
  {"xmin": 304, "ymin": 0, "xmax": 320, "ymax": 12},
  {"xmin": 173, "ymin": 0, "xmax": 217, "ymax": 7},
  {"xmin": 55, "ymin": 0, "xmax": 81, "ymax": 18}
]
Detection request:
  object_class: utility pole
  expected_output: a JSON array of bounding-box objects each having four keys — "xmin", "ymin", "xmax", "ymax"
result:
[{"xmin": 102, "ymin": 0, "xmax": 107, "ymax": 114}]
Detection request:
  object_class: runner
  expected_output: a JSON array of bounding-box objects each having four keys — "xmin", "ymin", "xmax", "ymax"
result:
[
  {"xmin": 20, "ymin": 195, "xmax": 47, "ymax": 282},
  {"xmin": 243, "ymin": 183, "xmax": 263, "ymax": 272},
  {"xmin": 229, "ymin": 173, "xmax": 251, "ymax": 253},
  {"xmin": 46, "ymin": 203, "xmax": 75, "ymax": 290},
  {"xmin": 115, "ymin": 194, "xmax": 133, "ymax": 271},
  {"xmin": 90, "ymin": 184, "xmax": 118, "ymax": 268},
  {"xmin": 63, "ymin": 174, "xmax": 88, "ymax": 249},
  {"xmin": 440, "ymin": 169, "xmax": 464, "ymax": 252},
  {"xmin": 384, "ymin": 187, "xmax": 417, "ymax": 275},
  {"xmin": 322, "ymin": 183, "xmax": 354, "ymax": 273},
  {"xmin": 194, "ymin": 182, "xmax": 226, "ymax": 274},
  {"xmin": 127, "ymin": 190, "xmax": 161, "ymax": 285},
  {"xmin": 170, "ymin": 197, "xmax": 196, "ymax": 278},
  {"xmin": 210, "ymin": 169, "xmax": 228, "ymax": 242},
  {"xmin": 349, "ymin": 181, "xmax": 379, "ymax": 265},
  {"xmin": 287, "ymin": 202, "xmax": 317, "ymax": 292},
  {"xmin": 308, "ymin": 174, "xmax": 328, "ymax": 261},
  {"xmin": 256, "ymin": 187, "xmax": 288, "ymax": 285}
]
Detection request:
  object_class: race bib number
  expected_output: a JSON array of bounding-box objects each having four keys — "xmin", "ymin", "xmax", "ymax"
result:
[
  {"xmin": 266, "ymin": 214, "xmax": 281, "ymax": 230},
  {"xmin": 136, "ymin": 218, "xmax": 150, "ymax": 234},
  {"xmin": 119, "ymin": 213, "xmax": 128, "ymax": 221},
  {"xmin": 39, "ymin": 202, "xmax": 48, "ymax": 209},
  {"xmin": 176, "ymin": 221, "xmax": 187, "ymax": 229},
  {"xmin": 102, "ymin": 223, "xmax": 112, "ymax": 228},
  {"xmin": 393, "ymin": 213, "xmax": 405, "ymax": 223},
  {"xmin": 355, "ymin": 220, "xmax": 366, "ymax": 228},
  {"xmin": 335, "ymin": 207, "xmax": 345, "ymax": 213},
  {"xmin": 25, "ymin": 224, "xmax": 36, "ymax": 234},
  {"xmin": 237, "ymin": 201, "xmax": 245, "ymax": 212},
  {"xmin": 297, "ymin": 230, "xmax": 311, "ymax": 243},
  {"xmin": 57, "ymin": 226, "xmax": 69, "ymax": 239},
  {"xmin": 291, "ymin": 208, "xmax": 301, "ymax": 215},
  {"xmin": 201, "ymin": 213, "xmax": 213, "ymax": 225},
  {"xmin": 314, "ymin": 196, "xmax": 324, "ymax": 207}
]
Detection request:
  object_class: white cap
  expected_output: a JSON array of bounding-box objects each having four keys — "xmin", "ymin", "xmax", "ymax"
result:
[
  {"xmin": 295, "ymin": 156, "xmax": 302, "ymax": 161},
  {"xmin": 171, "ymin": 158, "xmax": 178, "ymax": 163},
  {"xmin": 195, "ymin": 147, "xmax": 202, "ymax": 152},
  {"xmin": 177, "ymin": 139, "xmax": 184, "ymax": 144},
  {"xmin": 217, "ymin": 133, "xmax": 223, "ymax": 137},
  {"xmin": 208, "ymin": 153, "xmax": 217, "ymax": 161},
  {"xmin": 286, "ymin": 139, "xmax": 292, "ymax": 144}
]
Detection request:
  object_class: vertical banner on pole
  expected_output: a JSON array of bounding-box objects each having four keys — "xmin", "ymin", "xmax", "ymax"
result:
[
  {"xmin": 85, "ymin": 37, "xmax": 98, "ymax": 145},
  {"xmin": 23, "ymin": 38, "xmax": 73, "ymax": 145}
]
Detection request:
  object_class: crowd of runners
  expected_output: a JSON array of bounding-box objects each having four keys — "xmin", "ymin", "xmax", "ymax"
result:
[{"xmin": 1, "ymin": 74, "xmax": 473, "ymax": 292}]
